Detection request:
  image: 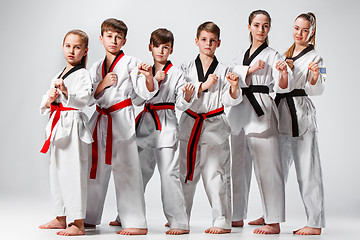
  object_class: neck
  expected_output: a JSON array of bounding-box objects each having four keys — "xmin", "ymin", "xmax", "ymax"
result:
[
  {"xmin": 154, "ymin": 60, "xmax": 166, "ymax": 72},
  {"xmin": 294, "ymin": 43, "xmax": 309, "ymax": 53},
  {"xmin": 199, "ymin": 52, "xmax": 214, "ymax": 64},
  {"xmin": 251, "ymin": 40, "xmax": 265, "ymax": 49},
  {"xmin": 105, "ymin": 51, "xmax": 119, "ymax": 63}
]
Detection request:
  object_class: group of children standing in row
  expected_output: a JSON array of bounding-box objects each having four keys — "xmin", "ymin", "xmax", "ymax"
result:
[{"xmin": 39, "ymin": 9, "xmax": 326, "ymax": 237}]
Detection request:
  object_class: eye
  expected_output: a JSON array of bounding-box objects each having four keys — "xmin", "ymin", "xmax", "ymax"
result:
[
  {"xmin": 75, "ymin": 46, "xmax": 81, "ymax": 49},
  {"xmin": 304, "ymin": 29, "xmax": 309, "ymax": 33}
]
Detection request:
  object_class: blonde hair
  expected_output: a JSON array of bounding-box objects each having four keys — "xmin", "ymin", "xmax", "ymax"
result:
[
  {"xmin": 63, "ymin": 29, "xmax": 89, "ymax": 67},
  {"xmin": 285, "ymin": 12, "xmax": 316, "ymax": 59},
  {"xmin": 248, "ymin": 10, "xmax": 271, "ymax": 44}
]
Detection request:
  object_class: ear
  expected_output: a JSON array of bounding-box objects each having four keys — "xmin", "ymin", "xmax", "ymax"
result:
[
  {"xmin": 84, "ymin": 48, "xmax": 88, "ymax": 56},
  {"xmin": 122, "ymin": 38, "xmax": 127, "ymax": 46},
  {"xmin": 148, "ymin": 44, "xmax": 152, "ymax": 52},
  {"xmin": 170, "ymin": 47, "xmax": 173, "ymax": 55},
  {"xmin": 248, "ymin": 24, "xmax": 251, "ymax": 31},
  {"xmin": 217, "ymin": 39, "xmax": 221, "ymax": 48},
  {"xmin": 99, "ymin": 35, "xmax": 103, "ymax": 44},
  {"xmin": 195, "ymin": 38, "xmax": 199, "ymax": 46}
]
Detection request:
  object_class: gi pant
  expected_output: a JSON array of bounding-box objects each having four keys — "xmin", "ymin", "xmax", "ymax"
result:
[
  {"xmin": 231, "ymin": 125, "xmax": 285, "ymax": 224},
  {"xmin": 279, "ymin": 130, "xmax": 325, "ymax": 228},
  {"xmin": 85, "ymin": 135, "xmax": 147, "ymax": 228},
  {"xmin": 50, "ymin": 126, "xmax": 89, "ymax": 223},
  {"xmin": 139, "ymin": 144, "xmax": 189, "ymax": 230},
  {"xmin": 179, "ymin": 139, "xmax": 232, "ymax": 229}
]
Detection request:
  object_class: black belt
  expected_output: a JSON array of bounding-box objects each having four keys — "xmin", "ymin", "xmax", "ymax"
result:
[
  {"xmin": 274, "ymin": 89, "xmax": 308, "ymax": 137},
  {"xmin": 241, "ymin": 85, "xmax": 269, "ymax": 117}
]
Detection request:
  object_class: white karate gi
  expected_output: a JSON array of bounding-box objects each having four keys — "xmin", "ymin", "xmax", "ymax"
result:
[
  {"xmin": 178, "ymin": 56, "xmax": 242, "ymax": 229},
  {"xmin": 229, "ymin": 43, "xmax": 293, "ymax": 223},
  {"xmin": 277, "ymin": 45, "xmax": 326, "ymax": 228},
  {"xmin": 40, "ymin": 67, "xmax": 92, "ymax": 223},
  {"xmin": 85, "ymin": 52, "xmax": 158, "ymax": 228},
  {"xmin": 135, "ymin": 61, "xmax": 194, "ymax": 230}
]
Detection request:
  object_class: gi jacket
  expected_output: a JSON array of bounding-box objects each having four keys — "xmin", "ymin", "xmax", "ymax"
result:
[
  {"xmin": 135, "ymin": 62, "xmax": 196, "ymax": 148},
  {"xmin": 88, "ymin": 53, "xmax": 159, "ymax": 142},
  {"xmin": 277, "ymin": 46, "xmax": 326, "ymax": 136},
  {"xmin": 40, "ymin": 67, "xmax": 93, "ymax": 144},
  {"xmin": 229, "ymin": 44, "xmax": 294, "ymax": 135},
  {"xmin": 178, "ymin": 56, "xmax": 242, "ymax": 145}
]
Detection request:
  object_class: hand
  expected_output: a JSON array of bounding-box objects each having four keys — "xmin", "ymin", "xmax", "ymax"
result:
[
  {"xmin": 275, "ymin": 60, "xmax": 288, "ymax": 75},
  {"xmin": 285, "ymin": 59, "xmax": 294, "ymax": 70},
  {"xmin": 182, "ymin": 82, "xmax": 195, "ymax": 103},
  {"xmin": 54, "ymin": 78, "xmax": 67, "ymax": 94},
  {"xmin": 46, "ymin": 88, "xmax": 59, "ymax": 107},
  {"xmin": 102, "ymin": 72, "xmax": 118, "ymax": 88},
  {"xmin": 202, "ymin": 73, "xmax": 218, "ymax": 90},
  {"xmin": 226, "ymin": 72, "xmax": 239, "ymax": 87},
  {"xmin": 154, "ymin": 70, "xmax": 166, "ymax": 82},
  {"xmin": 182, "ymin": 82, "xmax": 195, "ymax": 94},
  {"xmin": 308, "ymin": 62, "xmax": 319, "ymax": 81},
  {"xmin": 138, "ymin": 63, "xmax": 153, "ymax": 77},
  {"xmin": 248, "ymin": 60, "xmax": 265, "ymax": 74}
]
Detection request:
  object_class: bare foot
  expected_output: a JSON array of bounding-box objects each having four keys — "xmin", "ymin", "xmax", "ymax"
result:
[
  {"xmin": 254, "ymin": 223, "xmax": 280, "ymax": 234},
  {"xmin": 109, "ymin": 220, "xmax": 122, "ymax": 226},
  {"xmin": 248, "ymin": 217, "xmax": 265, "ymax": 225},
  {"xmin": 232, "ymin": 220, "xmax": 244, "ymax": 227},
  {"xmin": 57, "ymin": 225, "xmax": 85, "ymax": 236},
  {"xmin": 293, "ymin": 226, "xmax": 321, "ymax": 235},
  {"xmin": 39, "ymin": 218, "xmax": 66, "ymax": 229},
  {"xmin": 166, "ymin": 228, "xmax": 190, "ymax": 235},
  {"xmin": 165, "ymin": 222, "xmax": 169, "ymax": 227},
  {"xmin": 205, "ymin": 226, "xmax": 231, "ymax": 234},
  {"xmin": 117, "ymin": 228, "xmax": 148, "ymax": 235}
]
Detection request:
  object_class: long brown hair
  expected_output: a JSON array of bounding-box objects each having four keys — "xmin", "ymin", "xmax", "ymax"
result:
[
  {"xmin": 63, "ymin": 29, "xmax": 89, "ymax": 67},
  {"xmin": 248, "ymin": 10, "xmax": 271, "ymax": 44},
  {"xmin": 285, "ymin": 12, "xmax": 316, "ymax": 59}
]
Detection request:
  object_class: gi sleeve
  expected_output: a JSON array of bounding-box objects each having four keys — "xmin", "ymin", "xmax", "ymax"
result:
[
  {"xmin": 64, "ymin": 70, "xmax": 92, "ymax": 109},
  {"xmin": 305, "ymin": 55, "xmax": 326, "ymax": 96},
  {"xmin": 272, "ymin": 52, "xmax": 294, "ymax": 93},
  {"xmin": 129, "ymin": 57, "xmax": 159, "ymax": 100}
]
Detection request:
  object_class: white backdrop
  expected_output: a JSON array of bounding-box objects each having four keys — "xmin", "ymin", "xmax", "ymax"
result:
[{"xmin": 0, "ymin": 0, "xmax": 359, "ymax": 237}]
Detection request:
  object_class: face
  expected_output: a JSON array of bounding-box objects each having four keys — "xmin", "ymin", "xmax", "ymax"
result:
[
  {"xmin": 149, "ymin": 42, "xmax": 173, "ymax": 64},
  {"xmin": 293, "ymin": 17, "xmax": 313, "ymax": 46},
  {"xmin": 63, "ymin": 34, "xmax": 88, "ymax": 66},
  {"xmin": 248, "ymin": 14, "xmax": 270, "ymax": 43},
  {"xmin": 100, "ymin": 30, "xmax": 126, "ymax": 55},
  {"xmin": 195, "ymin": 30, "xmax": 221, "ymax": 57}
]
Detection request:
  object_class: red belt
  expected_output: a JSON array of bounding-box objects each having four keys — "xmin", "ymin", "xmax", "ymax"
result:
[
  {"xmin": 184, "ymin": 106, "xmax": 224, "ymax": 182},
  {"xmin": 40, "ymin": 103, "xmax": 77, "ymax": 153},
  {"xmin": 135, "ymin": 102, "xmax": 175, "ymax": 130},
  {"xmin": 90, "ymin": 98, "xmax": 132, "ymax": 179}
]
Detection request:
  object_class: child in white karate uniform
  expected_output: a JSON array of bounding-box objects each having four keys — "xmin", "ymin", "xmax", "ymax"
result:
[
  {"xmin": 276, "ymin": 12, "xmax": 326, "ymax": 235},
  {"xmin": 85, "ymin": 18, "xmax": 158, "ymax": 236},
  {"xmin": 39, "ymin": 29, "xmax": 92, "ymax": 236},
  {"xmin": 178, "ymin": 21, "xmax": 242, "ymax": 234},
  {"xmin": 135, "ymin": 28, "xmax": 195, "ymax": 235},
  {"xmin": 229, "ymin": 10, "xmax": 293, "ymax": 234}
]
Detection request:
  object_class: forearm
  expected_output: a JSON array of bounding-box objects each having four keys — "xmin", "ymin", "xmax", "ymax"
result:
[
  {"xmin": 229, "ymin": 85, "xmax": 240, "ymax": 99},
  {"xmin": 94, "ymin": 81, "xmax": 106, "ymax": 98},
  {"xmin": 278, "ymin": 72, "xmax": 288, "ymax": 89},
  {"xmin": 145, "ymin": 75, "xmax": 155, "ymax": 92}
]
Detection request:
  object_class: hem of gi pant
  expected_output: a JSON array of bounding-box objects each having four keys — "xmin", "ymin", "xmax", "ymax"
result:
[
  {"xmin": 168, "ymin": 222, "xmax": 189, "ymax": 231},
  {"xmin": 307, "ymin": 220, "xmax": 326, "ymax": 228},
  {"xmin": 84, "ymin": 217, "xmax": 100, "ymax": 226},
  {"xmin": 67, "ymin": 212, "xmax": 86, "ymax": 224},
  {"xmin": 263, "ymin": 216, "xmax": 285, "ymax": 224},
  {"xmin": 213, "ymin": 219, "xmax": 231, "ymax": 229},
  {"xmin": 231, "ymin": 214, "xmax": 248, "ymax": 222},
  {"xmin": 121, "ymin": 221, "xmax": 148, "ymax": 229}
]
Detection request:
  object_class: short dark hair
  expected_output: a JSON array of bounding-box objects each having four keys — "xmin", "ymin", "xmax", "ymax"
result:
[
  {"xmin": 150, "ymin": 28, "xmax": 174, "ymax": 47},
  {"xmin": 101, "ymin": 18, "xmax": 128, "ymax": 37},
  {"xmin": 196, "ymin": 21, "xmax": 220, "ymax": 39}
]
